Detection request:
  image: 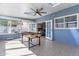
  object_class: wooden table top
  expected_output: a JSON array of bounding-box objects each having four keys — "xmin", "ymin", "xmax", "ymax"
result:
[{"xmin": 22, "ymin": 32, "xmax": 41, "ymax": 38}]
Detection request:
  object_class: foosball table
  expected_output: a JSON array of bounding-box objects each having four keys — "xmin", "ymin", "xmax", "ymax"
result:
[{"xmin": 21, "ymin": 32, "xmax": 41, "ymax": 49}]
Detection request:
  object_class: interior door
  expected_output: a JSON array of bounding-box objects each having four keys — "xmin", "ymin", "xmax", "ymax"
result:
[{"xmin": 46, "ymin": 20, "xmax": 52, "ymax": 40}]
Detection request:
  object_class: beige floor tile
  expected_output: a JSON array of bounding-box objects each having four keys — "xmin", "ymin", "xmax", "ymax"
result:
[{"xmin": 0, "ymin": 37, "xmax": 79, "ymax": 56}]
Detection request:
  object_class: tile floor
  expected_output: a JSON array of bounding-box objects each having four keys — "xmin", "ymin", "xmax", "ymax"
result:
[{"xmin": 0, "ymin": 37, "xmax": 79, "ymax": 56}]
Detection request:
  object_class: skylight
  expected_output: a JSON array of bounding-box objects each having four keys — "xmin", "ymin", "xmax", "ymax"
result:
[{"xmin": 48, "ymin": 3, "xmax": 61, "ymax": 7}]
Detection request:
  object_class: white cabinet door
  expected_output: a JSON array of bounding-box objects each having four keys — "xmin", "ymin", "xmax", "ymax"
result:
[{"xmin": 46, "ymin": 20, "xmax": 52, "ymax": 40}]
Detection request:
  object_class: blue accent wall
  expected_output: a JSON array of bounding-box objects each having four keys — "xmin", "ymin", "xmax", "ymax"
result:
[
  {"xmin": 54, "ymin": 29, "xmax": 79, "ymax": 46},
  {"xmin": 36, "ymin": 4, "xmax": 79, "ymax": 46}
]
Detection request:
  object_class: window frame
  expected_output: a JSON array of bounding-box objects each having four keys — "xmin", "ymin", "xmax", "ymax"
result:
[
  {"xmin": 54, "ymin": 18, "xmax": 65, "ymax": 29},
  {"xmin": 54, "ymin": 13, "xmax": 79, "ymax": 29}
]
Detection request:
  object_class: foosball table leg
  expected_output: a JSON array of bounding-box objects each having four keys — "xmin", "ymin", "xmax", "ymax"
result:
[
  {"xmin": 28, "ymin": 37, "xmax": 30, "ymax": 49},
  {"xmin": 39, "ymin": 37, "xmax": 40, "ymax": 45},
  {"xmin": 21, "ymin": 33, "xmax": 24, "ymax": 43},
  {"xmin": 30, "ymin": 39, "xmax": 32, "ymax": 42}
]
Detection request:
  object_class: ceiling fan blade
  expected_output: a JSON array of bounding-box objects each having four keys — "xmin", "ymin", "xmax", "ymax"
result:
[
  {"xmin": 30, "ymin": 8, "xmax": 36, "ymax": 12},
  {"xmin": 24, "ymin": 12, "xmax": 34, "ymax": 15},
  {"xmin": 39, "ymin": 8, "xmax": 43, "ymax": 11},
  {"xmin": 24, "ymin": 12, "xmax": 30, "ymax": 14},
  {"xmin": 40, "ymin": 12, "xmax": 47, "ymax": 13},
  {"xmin": 36, "ymin": 9, "xmax": 39, "ymax": 12},
  {"xmin": 37, "ymin": 12, "xmax": 42, "ymax": 16}
]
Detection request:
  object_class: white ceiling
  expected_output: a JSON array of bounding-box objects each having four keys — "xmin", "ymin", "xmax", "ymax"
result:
[{"xmin": 0, "ymin": 3, "xmax": 78, "ymax": 19}]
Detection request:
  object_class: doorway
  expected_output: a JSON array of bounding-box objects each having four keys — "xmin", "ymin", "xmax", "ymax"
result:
[
  {"xmin": 37, "ymin": 20, "xmax": 53, "ymax": 40},
  {"xmin": 37, "ymin": 22, "xmax": 46, "ymax": 37}
]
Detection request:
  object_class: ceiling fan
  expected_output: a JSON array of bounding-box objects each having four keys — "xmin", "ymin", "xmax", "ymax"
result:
[{"xmin": 24, "ymin": 8, "xmax": 47, "ymax": 16}]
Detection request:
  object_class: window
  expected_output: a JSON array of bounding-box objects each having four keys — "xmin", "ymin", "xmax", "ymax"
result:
[
  {"xmin": 65, "ymin": 15, "xmax": 77, "ymax": 22},
  {"xmin": 65, "ymin": 22, "xmax": 77, "ymax": 28},
  {"xmin": 55, "ymin": 18, "xmax": 64, "ymax": 23},
  {"xmin": 54, "ymin": 14, "xmax": 77, "ymax": 29},
  {"xmin": 29, "ymin": 23, "xmax": 37, "ymax": 32},
  {"xmin": 0, "ymin": 20, "xmax": 22, "ymax": 33},
  {"xmin": 55, "ymin": 18, "xmax": 64, "ymax": 28},
  {"xmin": 0, "ymin": 20, "xmax": 8, "ymax": 33},
  {"xmin": 55, "ymin": 23, "xmax": 64, "ymax": 28},
  {"xmin": 65, "ymin": 15, "xmax": 77, "ymax": 28}
]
